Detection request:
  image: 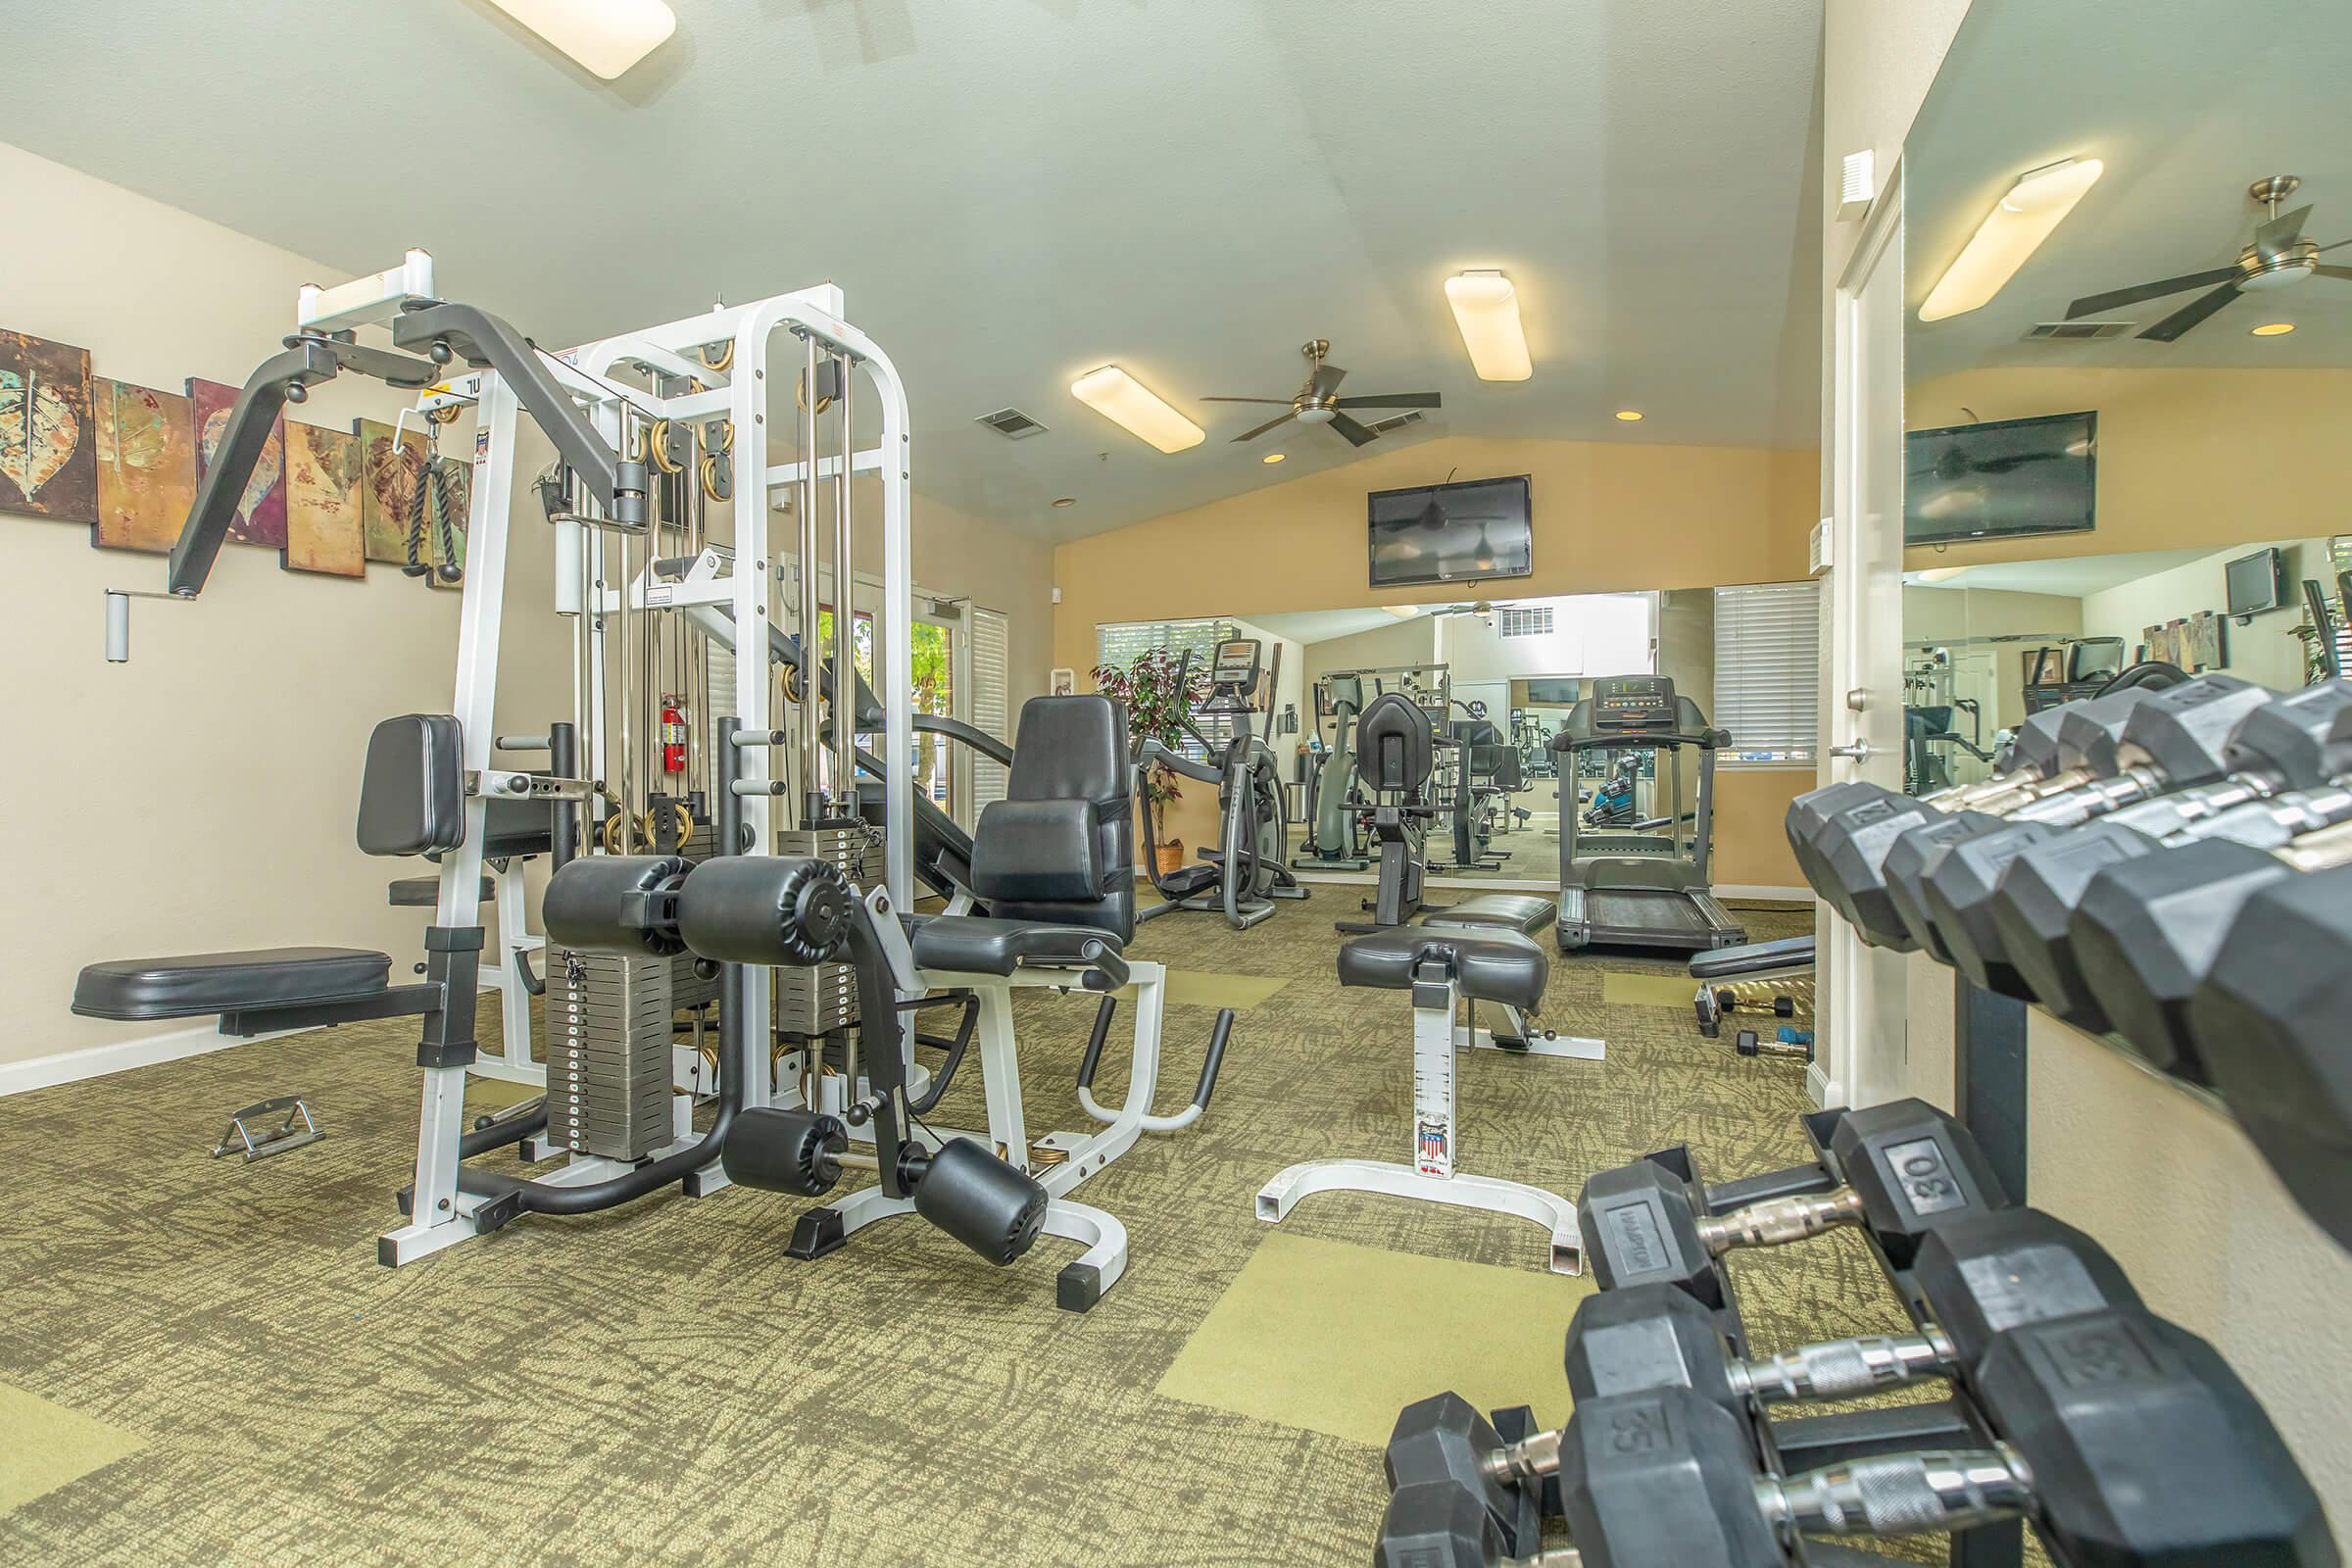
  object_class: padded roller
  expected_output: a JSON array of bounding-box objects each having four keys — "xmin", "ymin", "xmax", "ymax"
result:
[
  {"xmin": 542, "ymin": 855, "xmax": 691, "ymax": 956},
  {"xmin": 912, "ymin": 1137, "xmax": 1049, "ymax": 1265},
  {"xmin": 676, "ymin": 856, "xmax": 852, "ymax": 967},
  {"xmin": 721, "ymin": 1106, "xmax": 848, "ymax": 1197}
]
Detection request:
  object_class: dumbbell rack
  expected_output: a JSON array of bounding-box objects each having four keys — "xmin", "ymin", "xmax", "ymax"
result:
[{"xmin": 1594, "ymin": 1112, "xmax": 2028, "ymax": 1568}]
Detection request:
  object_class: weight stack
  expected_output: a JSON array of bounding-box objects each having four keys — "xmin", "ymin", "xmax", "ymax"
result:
[
  {"xmin": 773, "ymin": 823, "xmax": 886, "ymax": 1035},
  {"xmin": 548, "ymin": 949, "xmax": 675, "ymax": 1160}
]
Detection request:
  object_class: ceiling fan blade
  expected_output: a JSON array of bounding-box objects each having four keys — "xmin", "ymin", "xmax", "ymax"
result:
[
  {"xmin": 2138, "ymin": 281, "xmax": 2243, "ymax": 341},
  {"xmin": 1310, "ymin": 363, "xmax": 1348, "ymax": 398},
  {"xmin": 2253, "ymin": 203, "xmax": 2314, "ymax": 262},
  {"xmin": 1200, "ymin": 396, "xmax": 1296, "ymax": 405},
  {"xmin": 1328, "ymin": 412, "xmax": 1379, "ymax": 447},
  {"xmin": 1337, "ymin": 392, "xmax": 1443, "ymax": 410},
  {"xmin": 1231, "ymin": 411, "xmax": 1298, "ymax": 443},
  {"xmin": 2317, "ymin": 237, "xmax": 2352, "ymax": 253},
  {"xmin": 2313, "ymin": 265, "xmax": 2352, "ymax": 280},
  {"xmin": 2067, "ymin": 268, "xmax": 2242, "ymax": 318}
]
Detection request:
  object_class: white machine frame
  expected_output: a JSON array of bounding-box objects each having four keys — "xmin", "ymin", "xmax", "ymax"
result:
[
  {"xmin": 1255, "ymin": 956, "xmax": 1592, "ymax": 1275},
  {"xmin": 375, "ymin": 277, "xmax": 919, "ymax": 1267}
]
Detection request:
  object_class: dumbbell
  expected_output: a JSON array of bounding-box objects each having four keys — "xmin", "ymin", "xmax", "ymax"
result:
[
  {"xmin": 1788, "ymin": 685, "xmax": 2214, "ymax": 949},
  {"xmin": 1544, "ymin": 1209, "xmax": 2141, "ymax": 1443},
  {"xmin": 2067, "ymin": 818, "xmax": 2352, "ymax": 1081},
  {"xmin": 2187, "ymin": 859, "xmax": 2352, "ymax": 1248},
  {"xmin": 1992, "ymin": 780, "xmax": 2352, "ymax": 1031},
  {"xmin": 1553, "ymin": 1309, "xmax": 2332, "ymax": 1568},
  {"xmin": 1383, "ymin": 1393, "xmax": 1547, "ymax": 1559},
  {"xmin": 1578, "ymin": 1099, "xmax": 2006, "ymax": 1308},
  {"xmin": 1374, "ymin": 1480, "xmax": 1583, "ymax": 1568},
  {"xmin": 1913, "ymin": 680, "xmax": 2351, "ymax": 998}
]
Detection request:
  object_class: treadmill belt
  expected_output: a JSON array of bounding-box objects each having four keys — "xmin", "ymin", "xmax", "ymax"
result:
[{"xmin": 1585, "ymin": 890, "xmax": 1711, "ymax": 932}]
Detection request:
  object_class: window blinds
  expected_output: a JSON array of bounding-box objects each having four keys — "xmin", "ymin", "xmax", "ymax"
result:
[
  {"xmin": 970, "ymin": 607, "xmax": 1010, "ymax": 811},
  {"xmin": 1713, "ymin": 582, "xmax": 1820, "ymax": 763}
]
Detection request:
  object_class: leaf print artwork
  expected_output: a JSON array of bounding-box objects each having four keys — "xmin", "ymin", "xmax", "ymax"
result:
[
  {"xmin": 187, "ymin": 376, "xmax": 288, "ymax": 549},
  {"xmin": 92, "ymin": 377, "xmax": 198, "ymax": 553},
  {"xmin": 0, "ymin": 330, "xmax": 99, "ymax": 523}
]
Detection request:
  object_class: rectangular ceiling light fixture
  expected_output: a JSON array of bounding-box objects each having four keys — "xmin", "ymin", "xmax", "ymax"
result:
[
  {"xmin": 1069, "ymin": 366, "xmax": 1203, "ymax": 453},
  {"xmin": 1918, "ymin": 157, "xmax": 2104, "ymax": 322},
  {"xmin": 486, "ymin": 0, "xmax": 678, "ymax": 80},
  {"xmin": 1444, "ymin": 270, "xmax": 1532, "ymax": 381}
]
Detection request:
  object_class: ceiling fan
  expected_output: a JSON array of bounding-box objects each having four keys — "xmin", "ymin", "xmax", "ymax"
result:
[
  {"xmin": 2066, "ymin": 174, "xmax": 2352, "ymax": 340},
  {"xmin": 1202, "ymin": 339, "xmax": 1441, "ymax": 447}
]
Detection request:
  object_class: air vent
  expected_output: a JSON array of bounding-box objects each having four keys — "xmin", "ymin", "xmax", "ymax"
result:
[
  {"xmin": 2026, "ymin": 320, "xmax": 2134, "ymax": 341},
  {"xmin": 976, "ymin": 407, "xmax": 1048, "ymax": 439},
  {"xmin": 1367, "ymin": 410, "xmax": 1425, "ymax": 433},
  {"xmin": 1498, "ymin": 605, "xmax": 1554, "ymax": 639}
]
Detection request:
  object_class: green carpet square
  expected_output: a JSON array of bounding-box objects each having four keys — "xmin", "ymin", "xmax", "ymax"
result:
[
  {"xmin": 1154, "ymin": 1231, "xmax": 1591, "ymax": 1446},
  {"xmin": 0, "ymin": 1383, "xmax": 145, "ymax": 1514},
  {"xmin": 1602, "ymin": 971, "xmax": 1701, "ymax": 1008}
]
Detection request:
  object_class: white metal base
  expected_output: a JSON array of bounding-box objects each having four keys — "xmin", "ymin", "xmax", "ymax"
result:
[
  {"xmin": 1469, "ymin": 1021, "xmax": 1607, "ymax": 1061},
  {"xmin": 1255, "ymin": 1158, "xmax": 1582, "ymax": 1275}
]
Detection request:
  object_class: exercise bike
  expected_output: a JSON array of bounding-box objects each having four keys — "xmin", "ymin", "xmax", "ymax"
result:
[{"xmin": 1138, "ymin": 638, "xmax": 1309, "ymax": 930}]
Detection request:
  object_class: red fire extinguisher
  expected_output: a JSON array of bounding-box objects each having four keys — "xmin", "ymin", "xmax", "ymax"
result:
[{"xmin": 660, "ymin": 694, "xmax": 687, "ymax": 775}]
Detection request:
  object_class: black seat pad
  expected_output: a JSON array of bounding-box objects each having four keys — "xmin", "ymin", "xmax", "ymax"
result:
[
  {"xmin": 1424, "ymin": 893, "xmax": 1557, "ymax": 936},
  {"xmin": 907, "ymin": 915, "xmax": 1125, "ymax": 978},
  {"xmin": 1689, "ymin": 935, "xmax": 1815, "ymax": 980},
  {"xmin": 73, "ymin": 948, "xmax": 392, "ymax": 1020},
  {"xmin": 388, "ymin": 875, "xmax": 497, "ymax": 907},
  {"xmin": 1338, "ymin": 929, "xmax": 1547, "ymax": 1011}
]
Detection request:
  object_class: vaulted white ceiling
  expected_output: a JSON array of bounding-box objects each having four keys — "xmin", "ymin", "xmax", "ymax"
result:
[
  {"xmin": 1907, "ymin": 0, "xmax": 2352, "ymax": 382},
  {"xmin": 0, "ymin": 0, "xmax": 1825, "ymax": 540}
]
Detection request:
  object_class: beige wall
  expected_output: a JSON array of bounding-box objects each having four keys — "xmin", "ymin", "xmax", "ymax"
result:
[
  {"xmin": 1053, "ymin": 434, "xmax": 1818, "ymax": 678},
  {"xmin": 0, "ymin": 139, "xmax": 567, "ymax": 1067},
  {"xmin": 1905, "ymin": 368, "xmax": 2352, "ymax": 568}
]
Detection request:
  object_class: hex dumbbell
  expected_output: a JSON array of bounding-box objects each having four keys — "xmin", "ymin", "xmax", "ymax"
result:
[
  {"xmin": 1554, "ymin": 1310, "xmax": 2331, "ymax": 1568},
  {"xmin": 2068, "ymin": 819, "xmax": 2352, "ymax": 1080},
  {"xmin": 1542, "ymin": 1209, "xmax": 2139, "ymax": 1444},
  {"xmin": 1383, "ymin": 1393, "xmax": 1545, "ymax": 1560},
  {"xmin": 2186, "ymin": 859, "xmax": 2352, "ymax": 1249},
  {"xmin": 1374, "ymin": 1481, "xmax": 1583, "ymax": 1568},
  {"xmin": 1578, "ymin": 1100, "xmax": 2007, "ymax": 1307},
  {"xmin": 1915, "ymin": 680, "xmax": 2350, "ymax": 997}
]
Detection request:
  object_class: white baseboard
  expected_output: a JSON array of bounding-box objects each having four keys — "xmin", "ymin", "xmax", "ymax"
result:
[
  {"xmin": 1717, "ymin": 884, "xmax": 1814, "ymax": 904},
  {"xmin": 0, "ymin": 1021, "xmax": 293, "ymax": 1098},
  {"xmin": 1808, "ymin": 1061, "xmax": 1842, "ymax": 1109}
]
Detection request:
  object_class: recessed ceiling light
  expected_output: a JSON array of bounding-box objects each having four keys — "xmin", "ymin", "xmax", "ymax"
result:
[
  {"xmin": 1919, "ymin": 157, "xmax": 2104, "ymax": 322},
  {"xmin": 2250, "ymin": 320, "xmax": 2296, "ymax": 336},
  {"xmin": 1262, "ymin": 452, "xmax": 1287, "ymax": 465},
  {"xmin": 1051, "ymin": 497, "xmax": 1077, "ymax": 508},
  {"xmin": 1614, "ymin": 410, "xmax": 1644, "ymax": 422},
  {"xmin": 485, "ymin": 0, "xmax": 677, "ymax": 79},
  {"xmin": 1444, "ymin": 270, "xmax": 1533, "ymax": 381},
  {"xmin": 1069, "ymin": 366, "xmax": 1203, "ymax": 453}
]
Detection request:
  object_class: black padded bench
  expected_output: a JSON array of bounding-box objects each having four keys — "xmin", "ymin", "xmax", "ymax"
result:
[
  {"xmin": 1338, "ymin": 928, "xmax": 1549, "ymax": 1012},
  {"xmin": 1689, "ymin": 936, "xmax": 1815, "ymax": 1053},
  {"xmin": 1421, "ymin": 892, "xmax": 1557, "ymax": 941},
  {"xmin": 74, "ymin": 948, "xmax": 392, "ymax": 1023},
  {"xmin": 1689, "ymin": 934, "xmax": 1814, "ymax": 981}
]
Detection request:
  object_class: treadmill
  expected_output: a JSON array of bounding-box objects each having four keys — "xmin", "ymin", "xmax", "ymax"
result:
[{"xmin": 1550, "ymin": 673, "xmax": 1745, "ymax": 953}]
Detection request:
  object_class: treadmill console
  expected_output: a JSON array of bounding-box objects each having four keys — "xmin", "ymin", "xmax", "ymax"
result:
[{"xmin": 1590, "ymin": 674, "xmax": 1678, "ymax": 732}]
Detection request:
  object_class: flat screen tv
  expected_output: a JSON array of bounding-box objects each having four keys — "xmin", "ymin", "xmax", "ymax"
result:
[
  {"xmin": 1525, "ymin": 677, "xmax": 1580, "ymax": 706},
  {"xmin": 1904, "ymin": 412, "xmax": 2096, "ymax": 546},
  {"xmin": 1368, "ymin": 474, "xmax": 1533, "ymax": 589},
  {"xmin": 2226, "ymin": 547, "xmax": 2287, "ymax": 617}
]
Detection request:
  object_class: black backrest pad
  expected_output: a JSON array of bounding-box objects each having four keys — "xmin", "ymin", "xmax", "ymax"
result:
[
  {"xmin": 976, "ymin": 695, "xmax": 1134, "ymax": 941},
  {"xmin": 1357, "ymin": 692, "xmax": 1435, "ymax": 794},
  {"xmin": 358, "ymin": 714, "xmax": 466, "ymax": 858}
]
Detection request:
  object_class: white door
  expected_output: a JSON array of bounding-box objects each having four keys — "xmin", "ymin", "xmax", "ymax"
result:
[{"xmin": 1822, "ymin": 159, "xmax": 1913, "ymax": 1111}]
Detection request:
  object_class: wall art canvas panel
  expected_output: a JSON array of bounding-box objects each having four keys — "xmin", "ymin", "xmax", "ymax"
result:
[
  {"xmin": 0, "ymin": 329, "xmax": 99, "ymax": 523},
  {"xmin": 2188, "ymin": 611, "xmax": 2224, "ymax": 673},
  {"xmin": 282, "ymin": 421, "xmax": 366, "ymax": 577},
  {"xmin": 187, "ymin": 376, "xmax": 287, "ymax": 549},
  {"xmin": 427, "ymin": 455, "xmax": 472, "ymax": 588},
  {"xmin": 91, "ymin": 377, "xmax": 197, "ymax": 553},
  {"xmin": 356, "ymin": 417, "xmax": 428, "ymax": 565}
]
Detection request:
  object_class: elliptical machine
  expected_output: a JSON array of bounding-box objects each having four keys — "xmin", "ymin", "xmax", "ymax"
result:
[
  {"xmin": 1296, "ymin": 674, "xmax": 1371, "ymax": 870},
  {"xmin": 1139, "ymin": 638, "xmax": 1309, "ymax": 930}
]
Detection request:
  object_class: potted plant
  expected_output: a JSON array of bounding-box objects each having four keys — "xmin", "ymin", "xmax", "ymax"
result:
[{"xmin": 1092, "ymin": 646, "xmax": 1209, "ymax": 873}]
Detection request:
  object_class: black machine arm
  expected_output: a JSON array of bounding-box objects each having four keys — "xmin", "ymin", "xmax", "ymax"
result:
[
  {"xmin": 390, "ymin": 302, "xmax": 645, "ymax": 531},
  {"xmin": 166, "ymin": 335, "xmax": 442, "ymax": 595}
]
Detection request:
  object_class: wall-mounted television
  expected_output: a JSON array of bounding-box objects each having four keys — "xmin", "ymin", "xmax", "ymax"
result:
[
  {"xmin": 1368, "ymin": 474, "xmax": 1533, "ymax": 589},
  {"xmin": 1525, "ymin": 677, "xmax": 1580, "ymax": 706},
  {"xmin": 1904, "ymin": 411, "xmax": 2097, "ymax": 546},
  {"xmin": 2226, "ymin": 546, "xmax": 2287, "ymax": 617}
]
